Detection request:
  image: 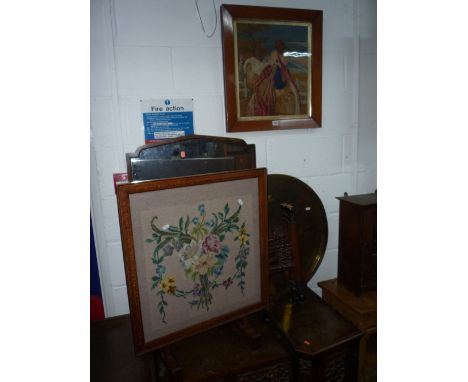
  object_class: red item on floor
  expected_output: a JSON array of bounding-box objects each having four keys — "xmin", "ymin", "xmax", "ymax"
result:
[{"xmin": 91, "ymin": 295, "xmax": 105, "ymax": 321}]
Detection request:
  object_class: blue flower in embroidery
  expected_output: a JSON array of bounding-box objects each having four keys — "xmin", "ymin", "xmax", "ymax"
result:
[{"xmin": 198, "ymin": 204, "xmax": 206, "ymax": 216}]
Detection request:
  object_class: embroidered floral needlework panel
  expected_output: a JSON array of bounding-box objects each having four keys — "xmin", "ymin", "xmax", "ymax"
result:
[{"xmin": 129, "ymin": 177, "xmax": 261, "ymax": 343}]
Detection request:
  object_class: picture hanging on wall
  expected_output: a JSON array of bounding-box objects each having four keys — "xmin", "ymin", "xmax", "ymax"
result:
[
  {"xmin": 117, "ymin": 168, "xmax": 269, "ymax": 354},
  {"xmin": 221, "ymin": 4, "xmax": 323, "ymax": 132}
]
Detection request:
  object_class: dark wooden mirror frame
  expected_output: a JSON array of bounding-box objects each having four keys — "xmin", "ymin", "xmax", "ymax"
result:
[
  {"xmin": 221, "ymin": 4, "xmax": 323, "ymax": 133},
  {"xmin": 117, "ymin": 168, "xmax": 269, "ymax": 354}
]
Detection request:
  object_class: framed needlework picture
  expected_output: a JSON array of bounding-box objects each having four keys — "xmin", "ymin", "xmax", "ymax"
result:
[
  {"xmin": 221, "ymin": 4, "xmax": 323, "ymax": 132},
  {"xmin": 117, "ymin": 168, "xmax": 268, "ymax": 354}
]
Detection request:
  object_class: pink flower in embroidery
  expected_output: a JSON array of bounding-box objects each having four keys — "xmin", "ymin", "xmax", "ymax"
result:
[{"xmin": 202, "ymin": 234, "xmax": 221, "ymax": 254}]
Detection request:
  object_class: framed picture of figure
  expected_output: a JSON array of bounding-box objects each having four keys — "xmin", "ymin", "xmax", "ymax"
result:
[{"xmin": 221, "ymin": 5, "xmax": 323, "ymax": 132}]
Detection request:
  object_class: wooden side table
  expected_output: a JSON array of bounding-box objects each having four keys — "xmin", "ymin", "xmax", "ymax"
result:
[
  {"xmin": 268, "ymin": 289, "xmax": 362, "ymax": 382},
  {"xmin": 318, "ymin": 279, "xmax": 376, "ymax": 382}
]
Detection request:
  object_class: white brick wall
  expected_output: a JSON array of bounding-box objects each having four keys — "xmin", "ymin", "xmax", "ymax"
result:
[
  {"xmin": 303, "ymin": 173, "xmax": 354, "ymax": 214},
  {"xmin": 90, "ymin": 0, "xmax": 377, "ymax": 316}
]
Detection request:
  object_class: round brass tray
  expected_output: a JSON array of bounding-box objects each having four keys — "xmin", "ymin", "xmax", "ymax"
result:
[{"xmin": 267, "ymin": 174, "xmax": 328, "ymax": 299}]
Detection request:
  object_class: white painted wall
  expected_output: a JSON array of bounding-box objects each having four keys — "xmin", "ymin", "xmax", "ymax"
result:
[
  {"xmin": 91, "ymin": 0, "xmax": 377, "ymax": 317},
  {"xmin": 357, "ymin": 0, "xmax": 377, "ymax": 193}
]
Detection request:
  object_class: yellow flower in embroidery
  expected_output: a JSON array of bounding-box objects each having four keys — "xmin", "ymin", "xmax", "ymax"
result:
[
  {"xmin": 238, "ymin": 225, "xmax": 249, "ymax": 246},
  {"xmin": 193, "ymin": 253, "xmax": 216, "ymax": 275},
  {"xmin": 160, "ymin": 275, "xmax": 177, "ymax": 294}
]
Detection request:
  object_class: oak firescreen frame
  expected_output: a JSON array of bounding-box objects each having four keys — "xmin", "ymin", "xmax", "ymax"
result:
[
  {"xmin": 221, "ymin": 4, "xmax": 323, "ymax": 132},
  {"xmin": 117, "ymin": 168, "xmax": 269, "ymax": 354}
]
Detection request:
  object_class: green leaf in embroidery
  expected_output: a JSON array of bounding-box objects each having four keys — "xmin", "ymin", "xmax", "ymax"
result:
[{"xmin": 184, "ymin": 215, "xmax": 190, "ymax": 233}]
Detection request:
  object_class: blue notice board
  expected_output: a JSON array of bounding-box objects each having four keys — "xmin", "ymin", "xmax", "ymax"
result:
[{"xmin": 141, "ymin": 98, "xmax": 194, "ymax": 143}]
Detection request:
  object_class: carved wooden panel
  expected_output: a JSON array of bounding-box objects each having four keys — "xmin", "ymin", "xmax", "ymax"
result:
[{"xmin": 236, "ymin": 360, "xmax": 292, "ymax": 382}]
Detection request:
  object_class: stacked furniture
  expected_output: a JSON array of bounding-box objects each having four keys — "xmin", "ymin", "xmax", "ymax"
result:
[
  {"xmin": 319, "ymin": 192, "xmax": 377, "ymax": 382},
  {"xmin": 91, "ymin": 135, "xmax": 366, "ymax": 381}
]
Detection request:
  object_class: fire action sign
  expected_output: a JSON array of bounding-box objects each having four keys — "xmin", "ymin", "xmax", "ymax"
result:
[{"xmin": 141, "ymin": 98, "xmax": 194, "ymax": 143}]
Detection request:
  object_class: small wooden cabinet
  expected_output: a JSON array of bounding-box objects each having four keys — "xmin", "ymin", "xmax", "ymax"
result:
[{"xmin": 336, "ymin": 193, "xmax": 377, "ymax": 295}]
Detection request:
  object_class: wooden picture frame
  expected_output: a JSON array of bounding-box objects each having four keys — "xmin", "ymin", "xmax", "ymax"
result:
[
  {"xmin": 117, "ymin": 168, "xmax": 269, "ymax": 354},
  {"xmin": 221, "ymin": 4, "xmax": 323, "ymax": 133}
]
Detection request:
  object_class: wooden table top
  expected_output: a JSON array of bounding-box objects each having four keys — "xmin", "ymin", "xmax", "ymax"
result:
[{"xmin": 268, "ymin": 289, "xmax": 362, "ymax": 357}]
